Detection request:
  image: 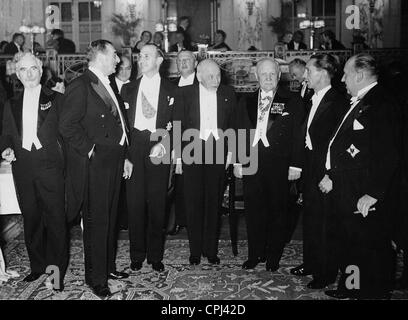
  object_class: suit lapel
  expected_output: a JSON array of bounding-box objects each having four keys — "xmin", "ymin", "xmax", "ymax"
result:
[
  {"xmin": 37, "ymin": 86, "xmax": 55, "ymax": 132},
  {"xmin": 216, "ymin": 86, "xmax": 226, "ymax": 129},
  {"xmin": 156, "ymin": 79, "xmax": 168, "ymax": 129},
  {"xmin": 310, "ymin": 88, "xmax": 334, "ymax": 126},
  {"xmin": 10, "ymin": 93, "xmax": 23, "ymax": 137},
  {"xmin": 246, "ymin": 91, "xmax": 259, "ymax": 128},
  {"xmin": 190, "ymin": 84, "xmax": 200, "ymax": 129},
  {"xmin": 127, "ymin": 78, "xmax": 141, "ymax": 127}
]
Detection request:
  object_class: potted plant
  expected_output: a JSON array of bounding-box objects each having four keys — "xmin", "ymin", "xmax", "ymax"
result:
[{"xmin": 111, "ymin": 14, "xmax": 141, "ymax": 47}]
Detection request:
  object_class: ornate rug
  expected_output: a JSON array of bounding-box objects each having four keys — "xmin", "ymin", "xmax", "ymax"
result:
[{"xmin": 1, "ymin": 239, "xmax": 407, "ymax": 300}]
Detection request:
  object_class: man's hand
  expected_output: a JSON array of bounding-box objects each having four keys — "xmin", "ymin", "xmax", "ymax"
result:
[
  {"xmin": 123, "ymin": 159, "xmax": 133, "ymax": 179},
  {"xmin": 233, "ymin": 164, "xmax": 243, "ymax": 179},
  {"xmin": 318, "ymin": 175, "xmax": 333, "ymax": 194},
  {"xmin": 2, "ymin": 148, "xmax": 16, "ymax": 163},
  {"xmin": 356, "ymin": 194, "xmax": 378, "ymax": 218},
  {"xmin": 149, "ymin": 143, "xmax": 166, "ymax": 159},
  {"xmin": 288, "ymin": 167, "xmax": 301, "ymax": 181}
]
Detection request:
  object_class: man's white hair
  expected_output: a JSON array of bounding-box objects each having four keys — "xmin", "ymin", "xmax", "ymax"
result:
[
  {"xmin": 256, "ymin": 58, "xmax": 280, "ymax": 74},
  {"xmin": 14, "ymin": 51, "xmax": 43, "ymax": 70}
]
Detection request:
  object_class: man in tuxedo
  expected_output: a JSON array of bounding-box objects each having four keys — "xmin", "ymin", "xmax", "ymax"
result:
[
  {"xmin": 288, "ymin": 59, "xmax": 314, "ymax": 107},
  {"xmin": 121, "ymin": 44, "xmax": 176, "ymax": 273},
  {"xmin": 321, "ymin": 53, "xmax": 400, "ymax": 299},
  {"xmin": 174, "ymin": 59, "xmax": 236, "ymax": 265},
  {"xmin": 49, "ymin": 29, "xmax": 76, "ymax": 54},
  {"xmin": 110, "ymin": 55, "xmax": 133, "ymax": 95},
  {"xmin": 290, "ymin": 54, "xmax": 348, "ymax": 289},
  {"xmin": 287, "ymin": 31, "xmax": 307, "ymax": 51},
  {"xmin": 60, "ymin": 40, "xmax": 132, "ymax": 298},
  {"xmin": 167, "ymin": 50, "xmax": 199, "ymax": 236},
  {"xmin": 169, "ymin": 31, "xmax": 194, "ymax": 53},
  {"xmin": 0, "ymin": 52, "xmax": 67, "ymax": 289},
  {"xmin": 234, "ymin": 58, "xmax": 305, "ymax": 271},
  {"xmin": 4, "ymin": 33, "xmax": 25, "ymax": 55}
]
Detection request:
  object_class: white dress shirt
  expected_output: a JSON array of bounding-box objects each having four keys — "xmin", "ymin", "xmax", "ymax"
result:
[
  {"xmin": 305, "ymin": 85, "xmax": 331, "ymax": 150},
  {"xmin": 253, "ymin": 89, "xmax": 274, "ymax": 147},
  {"xmin": 134, "ymin": 73, "xmax": 161, "ymax": 133},
  {"xmin": 294, "ymin": 42, "xmax": 300, "ymax": 51},
  {"xmin": 325, "ymin": 81, "xmax": 378, "ymax": 170},
  {"xmin": 22, "ymin": 85, "xmax": 42, "ymax": 151},
  {"xmin": 178, "ymin": 72, "xmax": 195, "ymax": 87},
  {"xmin": 115, "ymin": 77, "xmax": 130, "ymax": 93},
  {"xmin": 89, "ymin": 67, "xmax": 127, "ymax": 146},
  {"xmin": 199, "ymin": 84, "xmax": 219, "ymax": 141}
]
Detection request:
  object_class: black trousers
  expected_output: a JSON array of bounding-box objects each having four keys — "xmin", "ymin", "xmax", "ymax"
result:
[
  {"xmin": 183, "ymin": 138, "xmax": 226, "ymax": 258},
  {"xmin": 302, "ymin": 151, "xmax": 338, "ymax": 283},
  {"xmin": 174, "ymin": 175, "xmax": 187, "ymax": 226},
  {"xmin": 331, "ymin": 171, "xmax": 394, "ymax": 298},
  {"xmin": 83, "ymin": 144, "xmax": 124, "ymax": 287},
  {"xmin": 243, "ymin": 152, "xmax": 289, "ymax": 265},
  {"xmin": 127, "ymin": 130, "xmax": 170, "ymax": 263},
  {"xmin": 13, "ymin": 148, "xmax": 68, "ymax": 279}
]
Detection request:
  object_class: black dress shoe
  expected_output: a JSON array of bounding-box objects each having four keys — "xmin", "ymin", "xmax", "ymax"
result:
[
  {"xmin": 207, "ymin": 256, "xmax": 220, "ymax": 265},
  {"xmin": 307, "ymin": 279, "xmax": 330, "ymax": 289},
  {"xmin": 290, "ymin": 264, "xmax": 312, "ymax": 276},
  {"xmin": 23, "ymin": 272, "xmax": 42, "ymax": 282},
  {"xmin": 325, "ymin": 289, "xmax": 351, "ymax": 299},
  {"xmin": 130, "ymin": 261, "xmax": 143, "ymax": 271},
  {"xmin": 108, "ymin": 271, "xmax": 129, "ymax": 279},
  {"xmin": 266, "ymin": 261, "xmax": 279, "ymax": 272},
  {"xmin": 151, "ymin": 261, "xmax": 165, "ymax": 272},
  {"xmin": 189, "ymin": 256, "xmax": 201, "ymax": 265},
  {"xmin": 242, "ymin": 259, "xmax": 259, "ymax": 270},
  {"xmin": 167, "ymin": 225, "xmax": 185, "ymax": 236},
  {"xmin": 92, "ymin": 284, "xmax": 112, "ymax": 298}
]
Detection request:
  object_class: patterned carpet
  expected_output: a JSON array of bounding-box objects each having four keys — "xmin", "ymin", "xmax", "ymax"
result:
[{"xmin": 1, "ymin": 238, "xmax": 407, "ymax": 300}]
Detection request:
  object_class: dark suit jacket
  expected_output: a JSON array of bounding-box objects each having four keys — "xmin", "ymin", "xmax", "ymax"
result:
[
  {"xmin": 56, "ymin": 38, "xmax": 76, "ymax": 54},
  {"xmin": 0, "ymin": 86, "xmax": 64, "ymax": 168},
  {"xmin": 3, "ymin": 42, "xmax": 19, "ymax": 55},
  {"xmin": 236, "ymin": 87, "xmax": 305, "ymax": 169},
  {"xmin": 328, "ymin": 84, "xmax": 400, "ymax": 202},
  {"xmin": 59, "ymin": 69, "xmax": 129, "ymax": 221},
  {"xmin": 302, "ymin": 88, "xmax": 348, "ymax": 180},
  {"xmin": 174, "ymin": 83, "xmax": 236, "ymax": 158},
  {"xmin": 287, "ymin": 41, "xmax": 307, "ymax": 51},
  {"xmin": 121, "ymin": 76, "xmax": 177, "ymax": 157}
]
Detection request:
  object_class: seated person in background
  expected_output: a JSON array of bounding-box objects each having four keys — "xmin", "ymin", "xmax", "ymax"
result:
[
  {"xmin": 133, "ymin": 31, "xmax": 152, "ymax": 53},
  {"xmin": 153, "ymin": 32, "xmax": 164, "ymax": 51},
  {"xmin": 287, "ymin": 30, "xmax": 307, "ymax": 51},
  {"xmin": 208, "ymin": 30, "xmax": 231, "ymax": 51},
  {"xmin": 281, "ymin": 32, "xmax": 293, "ymax": 50},
  {"xmin": 0, "ymin": 41, "xmax": 9, "ymax": 53},
  {"xmin": 47, "ymin": 29, "xmax": 76, "ymax": 54},
  {"xmin": 4, "ymin": 33, "xmax": 25, "ymax": 55},
  {"xmin": 319, "ymin": 30, "xmax": 346, "ymax": 50},
  {"xmin": 169, "ymin": 31, "xmax": 194, "ymax": 52}
]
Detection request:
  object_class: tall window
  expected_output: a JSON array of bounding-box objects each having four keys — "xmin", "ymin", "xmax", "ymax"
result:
[
  {"xmin": 46, "ymin": 0, "xmax": 102, "ymax": 52},
  {"xmin": 312, "ymin": 0, "xmax": 336, "ymax": 17}
]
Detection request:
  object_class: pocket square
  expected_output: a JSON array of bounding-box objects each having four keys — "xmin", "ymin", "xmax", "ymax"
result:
[
  {"xmin": 124, "ymin": 102, "xmax": 130, "ymax": 110},
  {"xmin": 282, "ymin": 112, "xmax": 290, "ymax": 117},
  {"xmin": 353, "ymin": 119, "xmax": 364, "ymax": 130},
  {"xmin": 347, "ymin": 144, "xmax": 360, "ymax": 158},
  {"xmin": 169, "ymin": 97, "xmax": 174, "ymax": 106},
  {"xmin": 40, "ymin": 101, "xmax": 52, "ymax": 111}
]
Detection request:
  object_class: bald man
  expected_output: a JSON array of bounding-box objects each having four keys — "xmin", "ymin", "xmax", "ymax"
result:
[
  {"xmin": 235, "ymin": 58, "xmax": 305, "ymax": 271},
  {"xmin": 121, "ymin": 44, "xmax": 176, "ymax": 273},
  {"xmin": 174, "ymin": 59, "xmax": 236, "ymax": 265}
]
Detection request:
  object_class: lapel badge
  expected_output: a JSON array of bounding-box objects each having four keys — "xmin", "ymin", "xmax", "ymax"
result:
[
  {"xmin": 40, "ymin": 101, "xmax": 52, "ymax": 111},
  {"xmin": 169, "ymin": 97, "xmax": 174, "ymax": 106},
  {"xmin": 124, "ymin": 102, "xmax": 130, "ymax": 110},
  {"xmin": 270, "ymin": 103, "xmax": 285, "ymax": 114},
  {"xmin": 347, "ymin": 144, "xmax": 360, "ymax": 158},
  {"xmin": 166, "ymin": 121, "xmax": 173, "ymax": 131}
]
